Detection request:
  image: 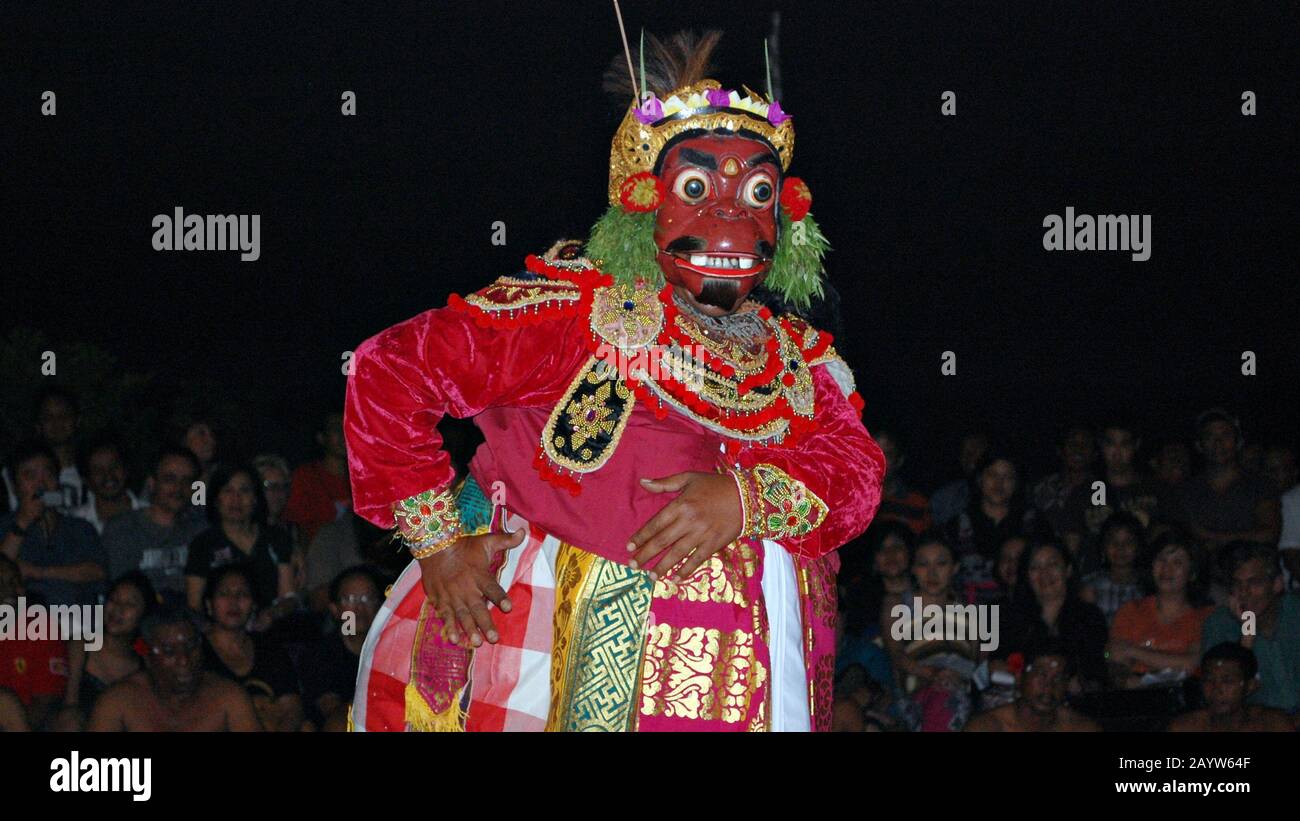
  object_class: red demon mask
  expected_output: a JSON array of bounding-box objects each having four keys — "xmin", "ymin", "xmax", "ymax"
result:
[{"xmin": 653, "ymin": 133, "xmax": 781, "ymax": 316}]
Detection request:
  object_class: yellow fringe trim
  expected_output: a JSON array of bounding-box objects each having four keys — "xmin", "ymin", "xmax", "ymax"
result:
[{"xmin": 404, "ymin": 679, "xmax": 467, "ymax": 732}]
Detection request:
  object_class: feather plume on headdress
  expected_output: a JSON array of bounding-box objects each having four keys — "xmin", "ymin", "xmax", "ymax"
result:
[{"xmin": 602, "ymin": 29, "xmax": 724, "ymax": 101}]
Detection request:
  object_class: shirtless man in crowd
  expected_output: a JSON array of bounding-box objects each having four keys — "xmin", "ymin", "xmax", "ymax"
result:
[
  {"xmin": 1168, "ymin": 642, "xmax": 1293, "ymax": 732},
  {"xmin": 965, "ymin": 641, "xmax": 1101, "ymax": 732},
  {"xmin": 87, "ymin": 607, "xmax": 261, "ymax": 731}
]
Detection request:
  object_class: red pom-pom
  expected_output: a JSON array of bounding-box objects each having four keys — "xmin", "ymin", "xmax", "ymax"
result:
[
  {"xmin": 618, "ymin": 171, "xmax": 665, "ymax": 212},
  {"xmin": 780, "ymin": 177, "xmax": 812, "ymax": 222}
]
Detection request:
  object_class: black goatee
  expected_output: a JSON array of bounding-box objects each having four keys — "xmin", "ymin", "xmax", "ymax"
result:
[{"xmin": 696, "ymin": 278, "xmax": 742, "ymax": 312}]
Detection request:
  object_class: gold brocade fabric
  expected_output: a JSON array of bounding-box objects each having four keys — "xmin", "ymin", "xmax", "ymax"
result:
[
  {"xmin": 651, "ymin": 542, "xmax": 758, "ymax": 609},
  {"xmin": 639, "ymin": 623, "xmax": 768, "ymax": 725},
  {"xmin": 547, "ymin": 544, "xmax": 654, "ymax": 732},
  {"xmin": 547, "ymin": 541, "xmax": 771, "ymax": 731}
]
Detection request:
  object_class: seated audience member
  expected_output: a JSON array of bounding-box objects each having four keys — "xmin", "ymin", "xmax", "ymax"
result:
[
  {"xmin": 833, "ymin": 663, "xmax": 898, "ymax": 732},
  {"xmin": 169, "ymin": 414, "xmax": 219, "ymax": 486},
  {"xmin": 929, "ymin": 432, "xmax": 989, "ymax": 526},
  {"xmin": 882, "ymin": 533, "xmax": 981, "ymax": 732},
  {"xmin": 1200, "ymin": 542, "xmax": 1300, "ymax": 712},
  {"xmin": 946, "ymin": 449, "xmax": 1036, "ymax": 604},
  {"xmin": 1107, "ymin": 528, "xmax": 1212, "ymax": 688},
  {"xmin": 991, "ymin": 534, "xmax": 1027, "ymax": 606},
  {"xmin": 201, "ymin": 565, "xmax": 303, "ymax": 732},
  {"xmin": 1273, "ymin": 444, "xmax": 1300, "ymax": 588},
  {"xmin": 59, "ymin": 572, "xmax": 156, "ymax": 729},
  {"xmin": 184, "ymin": 463, "xmax": 294, "ymax": 624},
  {"xmin": 0, "ymin": 686, "xmax": 29, "ymax": 732},
  {"xmin": 1, "ymin": 441, "xmax": 107, "ymax": 607},
  {"xmin": 1148, "ymin": 437, "xmax": 1192, "ymax": 495},
  {"xmin": 1031, "ymin": 425, "xmax": 1096, "ymax": 541},
  {"xmin": 1080, "ymin": 511, "xmax": 1146, "ymax": 625},
  {"xmin": 836, "ymin": 601, "xmax": 897, "ymax": 698},
  {"xmin": 69, "ymin": 436, "xmax": 144, "ymax": 534},
  {"xmin": 1175, "ymin": 409, "xmax": 1281, "ymax": 557},
  {"xmin": 1168, "ymin": 643, "xmax": 1293, "ymax": 732},
  {"xmin": 100, "ymin": 447, "xmax": 205, "ymax": 607},
  {"xmin": 302, "ymin": 566, "xmax": 385, "ymax": 731},
  {"xmin": 874, "ymin": 429, "xmax": 932, "ymax": 536},
  {"xmin": 254, "ymin": 453, "xmax": 304, "ymax": 590},
  {"xmin": 0, "ymin": 555, "xmax": 68, "ymax": 729},
  {"xmin": 964, "ymin": 640, "xmax": 1100, "ymax": 732},
  {"xmin": 284, "ymin": 411, "xmax": 353, "ymax": 547},
  {"xmin": 3, "ymin": 387, "xmax": 86, "ymax": 511},
  {"xmin": 304, "ymin": 513, "xmax": 386, "ymax": 612},
  {"xmin": 996, "ymin": 539, "xmax": 1109, "ymax": 691},
  {"xmin": 1061, "ymin": 423, "xmax": 1162, "ymax": 564},
  {"xmin": 1261, "ymin": 443, "xmax": 1296, "ymax": 498},
  {"xmin": 87, "ymin": 606, "xmax": 261, "ymax": 731},
  {"xmin": 839, "ymin": 520, "xmax": 915, "ymax": 635}
]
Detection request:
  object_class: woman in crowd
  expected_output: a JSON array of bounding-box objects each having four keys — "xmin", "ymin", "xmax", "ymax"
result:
[
  {"xmin": 201, "ymin": 564, "xmax": 303, "ymax": 732},
  {"xmin": 184, "ymin": 463, "xmax": 295, "ymax": 626},
  {"xmin": 253, "ymin": 453, "xmax": 305, "ymax": 595},
  {"xmin": 997, "ymin": 539, "xmax": 1109, "ymax": 691},
  {"xmin": 58, "ymin": 572, "xmax": 156, "ymax": 728},
  {"xmin": 1107, "ymin": 527, "xmax": 1213, "ymax": 688},
  {"xmin": 882, "ymin": 532, "xmax": 982, "ymax": 731},
  {"xmin": 837, "ymin": 522, "xmax": 914, "ymax": 705},
  {"xmin": 946, "ymin": 449, "xmax": 1037, "ymax": 604},
  {"xmin": 1081, "ymin": 511, "xmax": 1147, "ymax": 624}
]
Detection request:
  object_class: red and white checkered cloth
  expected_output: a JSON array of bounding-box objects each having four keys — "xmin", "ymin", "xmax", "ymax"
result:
[{"xmin": 352, "ymin": 511, "xmax": 559, "ymax": 732}]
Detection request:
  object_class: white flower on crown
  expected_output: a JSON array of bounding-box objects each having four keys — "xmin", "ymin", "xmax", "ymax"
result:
[{"xmin": 658, "ymin": 89, "xmax": 772, "ymax": 119}]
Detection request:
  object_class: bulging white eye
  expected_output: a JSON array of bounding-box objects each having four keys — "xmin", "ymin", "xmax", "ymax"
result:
[
  {"xmin": 673, "ymin": 171, "xmax": 711, "ymax": 204},
  {"xmin": 743, "ymin": 174, "xmax": 775, "ymax": 208}
]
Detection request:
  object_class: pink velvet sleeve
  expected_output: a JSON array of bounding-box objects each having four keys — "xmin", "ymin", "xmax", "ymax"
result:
[
  {"xmin": 733, "ymin": 363, "xmax": 884, "ymax": 560},
  {"xmin": 344, "ymin": 303, "xmax": 581, "ymax": 528}
]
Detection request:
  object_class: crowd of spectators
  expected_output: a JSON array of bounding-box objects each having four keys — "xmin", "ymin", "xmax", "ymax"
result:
[
  {"xmin": 835, "ymin": 413, "xmax": 1299, "ymax": 732},
  {"xmin": 1, "ymin": 385, "xmax": 1296, "ymax": 733},
  {"xmin": 1, "ymin": 387, "xmax": 392, "ymax": 731}
]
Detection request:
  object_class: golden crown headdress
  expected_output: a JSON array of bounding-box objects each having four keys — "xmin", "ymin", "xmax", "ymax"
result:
[{"xmin": 604, "ymin": 30, "xmax": 795, "ymax": 205}]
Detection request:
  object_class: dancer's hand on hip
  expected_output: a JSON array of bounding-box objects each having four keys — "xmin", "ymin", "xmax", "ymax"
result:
[
  {"xmin": 418, "ymin": 528, "xmax": 526, "ymax": 649},
  {"xmin": 628, "ymin": 471, "xmax": 743, "ymax": 582}
]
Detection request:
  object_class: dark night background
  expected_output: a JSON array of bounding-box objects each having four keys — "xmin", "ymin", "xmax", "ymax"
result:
[{"xmin": 2, "ymin": 1, "xmax": 1297, "ymax": 489}]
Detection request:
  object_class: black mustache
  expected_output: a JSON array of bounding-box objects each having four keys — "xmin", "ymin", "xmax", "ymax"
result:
[
  {"xmin": 664, "ymin": 236, "xmax": 706, "ymax": 253},
  {"xmin": 663, "ymin": 236, "xmax": 774, "ymax": 260}
]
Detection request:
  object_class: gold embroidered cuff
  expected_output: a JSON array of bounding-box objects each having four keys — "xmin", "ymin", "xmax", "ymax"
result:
[
  {"xmin": 729, "ymin": 466, "xmax": 762, "ymax": 540},
  {"xmin": 730, "ymin": 463, "xmax": 828, "ymax": 542},
  {"xmin": 393, "ymin": 487, "xmax": 463, "ymax": 560}
]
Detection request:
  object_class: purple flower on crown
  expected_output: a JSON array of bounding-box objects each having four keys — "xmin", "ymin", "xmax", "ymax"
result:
[
  {"xmin": 767, "ymin": 100, "xmax": 789, "ymax": 125},
  {"xmin": 634, "ymin": 94, "xmax": 663, "ymax": 124},
  {"xmin": 706, "ymin": 88, "xmax": 732, "ymax": 108}
]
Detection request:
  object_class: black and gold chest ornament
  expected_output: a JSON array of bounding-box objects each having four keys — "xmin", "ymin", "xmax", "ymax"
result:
[{"xmin": 448, "ymin": 245, "xmax": 857, "ymax": 496}]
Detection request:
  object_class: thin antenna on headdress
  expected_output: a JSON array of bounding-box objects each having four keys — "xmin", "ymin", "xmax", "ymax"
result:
[
  {"xmin": 639, "ymin": 28, "xmax": 647, "ymax": 102},
  {"xmin": 763, "ymin": 39, "xmax": 773, "ymax": 101},
  {"xmin": 768, "ymin": 11, "xmax": 784, "ymax": 101},
  {"xmin": 611, "ymin": 0, "xmax": 639, "ymax": 103}
]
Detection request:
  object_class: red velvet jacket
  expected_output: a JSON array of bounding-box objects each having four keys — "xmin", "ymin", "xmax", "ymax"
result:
[{"xmin": 344, "ymin": 253, "xmax": 884, "ymax": 565}]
